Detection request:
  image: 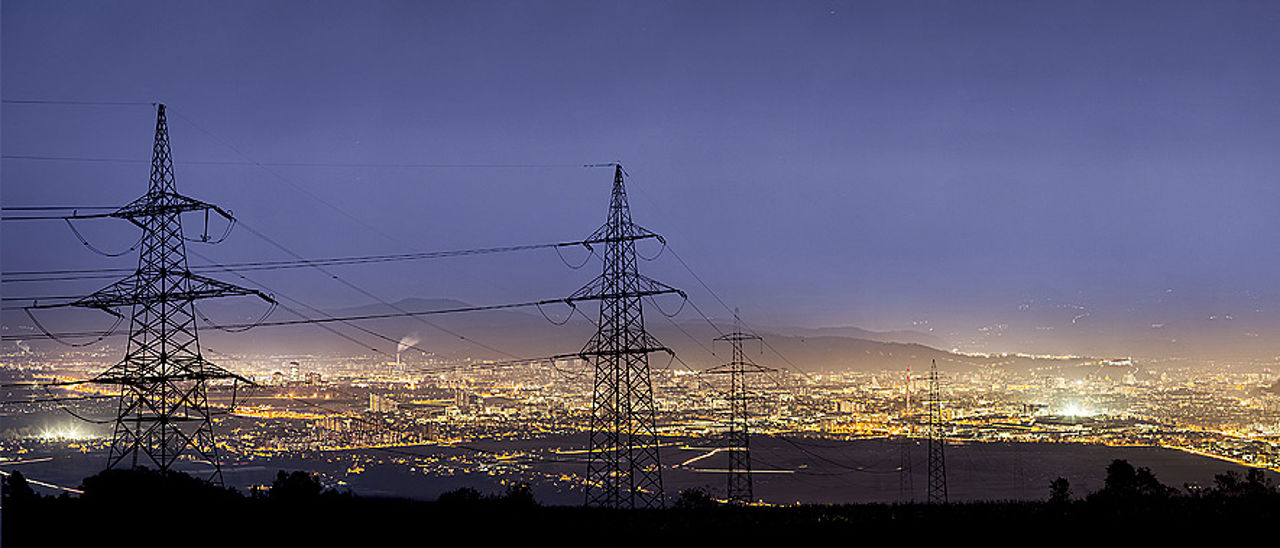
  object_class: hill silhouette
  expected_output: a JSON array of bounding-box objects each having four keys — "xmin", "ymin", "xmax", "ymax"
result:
[
  {"xmin": 4, "ymin": 460, "xmax": 1277, "ymax": 542},
  {"xmin": 4, "ymin": 297, "xmax": 1100, "ymax": 373}
]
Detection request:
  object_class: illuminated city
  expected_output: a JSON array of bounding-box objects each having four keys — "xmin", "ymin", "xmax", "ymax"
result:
[
  {"xmin": 4, "ymin": 0, "xmax": 1280, "ymax": 537},
  {"xmin": 4, "ymin": 340, "xmax": 1278, "ymax": 504}
]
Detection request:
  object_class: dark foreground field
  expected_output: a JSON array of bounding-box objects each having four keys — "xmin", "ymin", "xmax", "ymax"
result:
[{"xmin": 4, "ymin": 461, "xmax": 1279, "ymax": 542}]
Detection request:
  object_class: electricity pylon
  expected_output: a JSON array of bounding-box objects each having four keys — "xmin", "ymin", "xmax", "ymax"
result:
[
  {"xmin": 704, "ymin": 312, "xmax": 772, "ymax": 505},
  {"xmin": 569, "ymin": 164, "xmax": 681, "ymax": 509},
  {"xmin": 926, "ymin": 359, "xmax": 948, "ymax": 504},
  {"xmin": 899, "ymin": 364, "xmax": 914, "ymax": 502},
  {"xmin": 32, "ymin": 104, "xmax": 272, "ymax": 484}
]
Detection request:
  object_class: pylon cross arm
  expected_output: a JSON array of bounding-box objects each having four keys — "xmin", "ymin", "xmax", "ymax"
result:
[
  {"xmin": 566, "ymin": 274, "xmax": 683, "ymax": 302},
  {"xmin": 581, "ymin": 217, "xmax": 663, "ymax": 244},
  {"xmin": 57, "ymin": 271, "xmax": 271, "ymax": 311},
  {"xmin": 112, "ymin": 191, "xmax": 232, "ymax": 223}
]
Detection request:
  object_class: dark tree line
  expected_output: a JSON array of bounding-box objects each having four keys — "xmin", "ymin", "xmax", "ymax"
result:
[
  {"xmin": 1046, "ymin": 458, "xmax": 1278, "ymax": 503},
  {"xmin": 3, "ymin": 460, "xmax": 1278, "ymax": 542}
]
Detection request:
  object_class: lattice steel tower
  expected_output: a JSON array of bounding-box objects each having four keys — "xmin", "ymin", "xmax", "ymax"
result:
[
  {"xmin": 899, "ymin": 364, "xmax": 915, "ymax": 502},
  {"xmin": 705, "ymin": 313, "xmax": 770, "ymax": 505},
  {"xmin": 926, "ymin": 359, "xmax": 948, "ymax": 503},
  {"xmin": 38, "ymin": 104, "xmax": 270, "ymax": 484},
  {"xmin": 570, "ymin": 164, "xmax": 681, "ymax": 509}
]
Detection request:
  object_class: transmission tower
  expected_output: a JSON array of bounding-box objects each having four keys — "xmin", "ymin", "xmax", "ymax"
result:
[
  {"xmin": 569, "ymin": 164, "xmax": 681, "ymax": 509},
  {"xmin": 899, "ymin": 364, "xmax": 914, "ymax": 502},
  {"xmin": 926, "ymin": 359, "xmax": 948, "ymax": 504},
  {"xmin": 704, "ymin": 312, "xmax": 771, "ymax": 505},
  {"xmin": 31, "ymin": 104, "xmax": 272, "ymax": 484}
]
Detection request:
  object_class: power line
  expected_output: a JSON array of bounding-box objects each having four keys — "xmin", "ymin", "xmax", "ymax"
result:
[
  {"xmin": 5, "ymin": 297, "xmax": 579, "ymax": 341},
  {"xmin": 4, "ymin": 100, "xmax": 588, "ymax": 258},
  {"xmin": 576, "ymin": 164, "xmax": 675, "ymax": 510},
  {"xmin": 219, "ymin": 297, "xmax": 576, "ymax": 329},
  {"xmin": 683, "ymin": 297, "xmax": 728, "ymax": 338},
  {"xmin": 1, "ymin": 206, "xmax": 116, "ymax": 211},
  {"xmin": 11, "ymin": 227, "xmax": 575, "ymax": 380},
  {"xmin": 663, "ymin": 245, "xmax": 816, "ymax": 383},
  {"xmin": 659, "ymin": 313, "xmax": 718, "ymax": 360},
  {"xmin": 11, "ymin": 105, "xmax": 264, "ymax": 484},
  {"xmin": 2, "ymin": 294, "xmax": 84, "ymax": 301},
  {"xmin": 1, "ymin": 239, "xmax": 599, "ymax": 283},
  {"xmin": 187, "ymin": 253, "xmax": 406, "ymax": 356},
  {"xmin": 3, "ymin": 214, "xmax": 109, "ymax": 221},
  {"xmin": 2, "ymin": 99, "xmax": 155, "ymax": 106},
  {"xmin": 771, "ymin": 435, "xmax": 901, "ymax": 475},
  {"xmin": 1, "ymin": 394, "xmax": 117, "ymax": 404},
  {"xmin": 4, "ymin": 107, "xmax": 649, "ymax": 387},
  {"xmin": 213, "ymin": 220, "xmax": 532, "ymax": 362},
  {"xmin": 618, "ymin": 169, "xmax": 812, "ymax": 384},
  {"xmin": 2, "ymin": 153, "xmax": 585, "ymax": 169}
]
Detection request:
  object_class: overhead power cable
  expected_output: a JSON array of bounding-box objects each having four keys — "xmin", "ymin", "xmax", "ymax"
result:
[
  {"xmin": 2, "ymin": 154, "xmax": 584, "ymax": 169},
  {"xmin": 4, "ymin": 297, "xmax": 574, "ymax": 342},
  {"xmin": 187, "ymin": 248, "xmax": 464, "ymax": 359},
  {"xmin": 612, "ymin": 167, "xmax": 812, "ymax": 384},
  {"xmin": 187, "ymin": 233, "xmax": 524, "ymax": 362},
  {"xmin": 1, "ymin": 239, "xmax": 598, "ymax": 283},
  {"xmin": 1, "ymin": 206, "xmax": 116, "ymax": 211},
  {"xmin": 2, "ymin": 99, "xmax": 155, "ymax": 106}
]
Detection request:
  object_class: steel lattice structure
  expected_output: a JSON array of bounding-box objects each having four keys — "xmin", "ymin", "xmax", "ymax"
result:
[
  {"xmin": 926, "ymin": 359, "xmax": 948, "ymax": 504},
  {"xmin": 36, "ymin": 104, "xmax": 271, "ymax": 484},
  {"xmin": 899, "ymin": 364, "xmax": 915, "ymax": 502},
  {"xmin": 569, "ymin": 164, "xmax": 681, "ymax": 509},
  {"xmin": 704, "ymin": 314, "xmax": 770, "ymax": 505}
]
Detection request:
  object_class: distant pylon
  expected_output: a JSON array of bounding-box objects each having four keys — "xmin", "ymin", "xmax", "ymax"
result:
[
  {"xmin": 31, "ymin": 104, "xmax": 272, "ymax": 484},
  {"xmin": 926, "ymin": 359, "xmax": 948, "ymax": 504},
  {"xmin": 570, "ymin": 164, "xmax": 682, "ymax": 509},
  {"xmin": 705, "ymin": 311, "xmax": 772, "ymax": 505},
  {"xmin": 899, "ymin": 364, "xmax": 914, "ymax": 502}
]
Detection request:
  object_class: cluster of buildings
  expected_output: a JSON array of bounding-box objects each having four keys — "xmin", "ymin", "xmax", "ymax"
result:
[{"xmin": 3, "ymin": 349, "xmax": 1279, "ymax": 477}]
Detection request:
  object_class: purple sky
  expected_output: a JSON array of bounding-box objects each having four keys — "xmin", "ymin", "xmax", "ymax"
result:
[{"xmin": 4, "ymin": 1, "xmax": 1280, "ymax": 352}]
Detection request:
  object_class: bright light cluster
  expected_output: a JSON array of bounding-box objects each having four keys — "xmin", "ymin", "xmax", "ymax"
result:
[
  {"xmin": 37, "ymin": 424, "xmax": 96, "ymax": 441},
  {"xmin": 1060, "ymin": 403, "xmax": 1095, "ymax": 417}
]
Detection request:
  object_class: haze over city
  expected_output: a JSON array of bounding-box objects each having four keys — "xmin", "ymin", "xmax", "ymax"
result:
[{"xmin": 3, "ymin": 1, "xmax": 1279, "ymax": 535}]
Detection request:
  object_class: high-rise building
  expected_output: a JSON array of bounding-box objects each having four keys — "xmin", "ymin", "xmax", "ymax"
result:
[
  {"xmin": 369, "ymin": 393, "xmax": 397, "ymax": 414},
  {"xmin": 454, "ymin": 389, "xmax": 469, "ymax": 408}
]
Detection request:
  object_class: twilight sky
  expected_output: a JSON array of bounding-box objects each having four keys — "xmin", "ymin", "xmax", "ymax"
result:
[{"xmin": 4, "ymin": 1, "xmax": 1280, "ymax": 354}]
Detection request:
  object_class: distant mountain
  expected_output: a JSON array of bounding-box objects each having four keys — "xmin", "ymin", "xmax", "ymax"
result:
[
  {"xmin": 755, "ymin": 324, "xmax": 948, "ymax": 348},
  {"xmin": 1, "ymin": 297, "xmax": 1095, "ymax": 374}
]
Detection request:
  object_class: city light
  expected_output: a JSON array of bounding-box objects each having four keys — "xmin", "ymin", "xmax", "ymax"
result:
[
  {"xmin": 1061, "ymin": 403, "xmax": 1095, "ymax": 418},
  {"xmin": 37, "ymin": 423, "xmax": 96, "ymax": 441}
]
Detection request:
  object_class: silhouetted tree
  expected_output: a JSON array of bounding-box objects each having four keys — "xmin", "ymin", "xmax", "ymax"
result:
[
  {"xmin": 1092, "ymin": 459, "xmax": 1177, "ymax": 501},
  {"xmin": 2, "ymin": 471, "xmax": 40, "ymax": 509},
  {"xmin": 674, "ymin": 487, "xmax": 717, "ymax": 510},
  {"xmin": 437, "ymin": 486, "xmax": 483, "ymax": 505},
  {"xmin": 269, "ymin": 470, "xmax": 325, "ymax": 500},
  {"xmin": 496, "ymin": 482, "xmax": 537, "ymax": 507},
  {"xmin": 1212, "ymin": 469, "xmax": 1278, "ymax": 498},
  {"xmin": 1049, "ymin": 477, "xmax": 1072, "ymax": 504},
  {"xmin": 1102, "ymin": 459, "xmax": 1138, "ymax": 494},
  {"xmin": 80, "ymin": 467, "xmax": 238, "ymax": 506}
]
